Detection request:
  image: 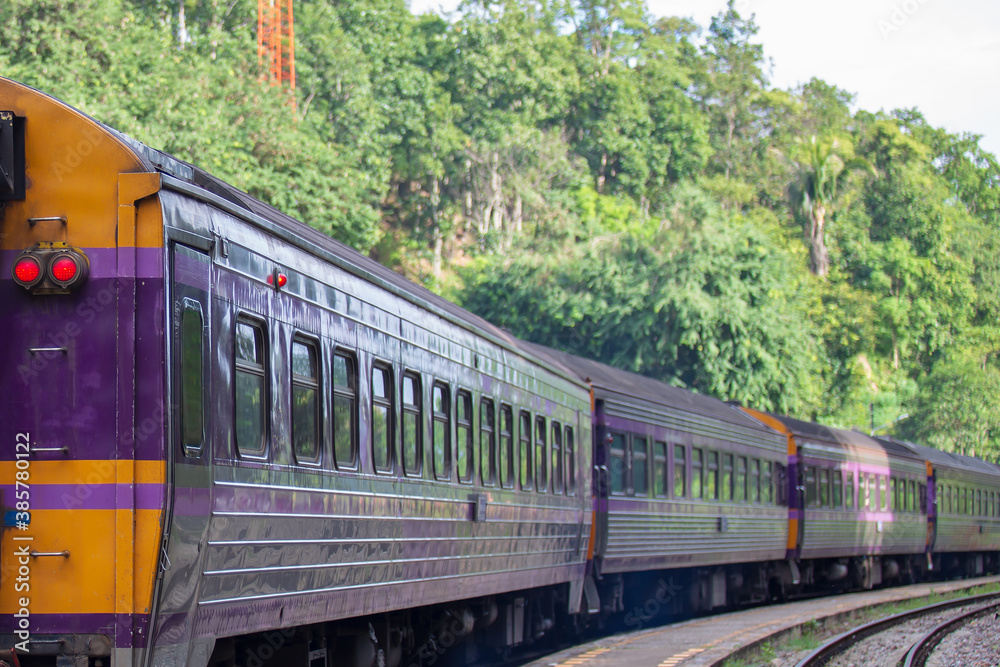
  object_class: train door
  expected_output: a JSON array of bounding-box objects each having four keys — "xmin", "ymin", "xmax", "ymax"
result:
[
  {"xmin": 147, "ymin": 236, "xmax": 215, "ymax": 665},
  {"xmin": 591, "ymin": 399, "xmax": 610, "ymax": 574}
]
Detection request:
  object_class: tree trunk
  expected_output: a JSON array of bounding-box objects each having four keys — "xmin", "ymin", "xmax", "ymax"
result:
[{"xmin": 808, "ymin": 205, "xmax": 829, "ymax": 277}]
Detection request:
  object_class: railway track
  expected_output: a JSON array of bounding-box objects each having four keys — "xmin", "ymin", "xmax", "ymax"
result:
[
  {"xmin": 519, "ymin": 576, "xmax": 1000, "ymax": 667},
  {"xmin": 794, "ymin": 591, "xmax": 1000, "ymax": 667}
]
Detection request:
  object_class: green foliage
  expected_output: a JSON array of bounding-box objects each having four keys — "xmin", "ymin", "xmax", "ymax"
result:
[
  {"xmin": 4, "ymin": 0, "xmax": 999, "ymax": 452},
  {"xmin": 900, "ymin": 354, "xmax": 1000, "ymax": 459},
  {"xmin": 461, "ymin": 185, "xmax": 822, "ymax": 414}
]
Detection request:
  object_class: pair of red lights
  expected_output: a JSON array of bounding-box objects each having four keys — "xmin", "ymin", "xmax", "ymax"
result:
[{"xmin": 12, "ymin": 244, "xmax": 89, "ymax": 293}]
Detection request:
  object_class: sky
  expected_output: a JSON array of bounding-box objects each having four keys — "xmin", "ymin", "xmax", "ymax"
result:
[{"xmin": 409, "ymin": 0, "xmax": 1000, "ymax": 158}]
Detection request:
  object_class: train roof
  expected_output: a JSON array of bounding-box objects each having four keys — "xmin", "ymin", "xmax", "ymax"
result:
[
  {"xmin": 878, "ymin": 437, "xmax": 1000, "ymax": 476},
  {"xmin": 518, "ymin": 341, "xmax": 768, "ymax": 429},
  {"xmin": 763, "ymin": 413, "xmax": 924, "ymax": 460}
]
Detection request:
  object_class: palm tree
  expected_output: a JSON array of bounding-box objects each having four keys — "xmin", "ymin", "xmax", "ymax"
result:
[{"xmin": 787, "ymin": 136, "xmax": 876, "ymax": 277}]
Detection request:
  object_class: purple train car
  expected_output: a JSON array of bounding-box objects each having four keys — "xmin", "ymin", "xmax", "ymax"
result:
[
  {"xmin": 0, "ymin": 79, "xmax": 593, "ymax": 667},
  {"xmin": 522, "ymin": 345, "xmax": 792, "ymax": 618},
  {"xmin": 890, "ymin": 440, "xmax": 1000, "ymax": 576}
]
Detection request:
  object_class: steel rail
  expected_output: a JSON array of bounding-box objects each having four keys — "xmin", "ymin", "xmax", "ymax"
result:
[
  {"xmin": 901, "ymin": 599, "xmax": 1000, "ymax": 667},
  {"xmin": 793, "ymin": 591, "xmax": 1000, "ymax": 667}
]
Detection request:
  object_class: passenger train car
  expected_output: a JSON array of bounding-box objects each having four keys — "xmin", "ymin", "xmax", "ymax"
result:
[
  {"xmin": 2, "ymin": 79, "xmax": 999, "ymax": 667},
  {"xmin": 0, "ymin": 79, "xmax": 592, "ymax": 667}
]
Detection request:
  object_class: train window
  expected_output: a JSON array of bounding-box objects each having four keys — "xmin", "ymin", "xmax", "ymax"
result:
[
  {"xmin": 499, "ymin": 405, "xmax": 514, "ymax": 488},
  {"xmin": 565, "ymin": 426, "xmax": 576, "ymax": 496},
  {"xmin": 671, "ymin": 444, "xmax": 685, "ymax": 499},
  {"xmin": 333, "ymin": 351, "xmax": 358, "ymax": 469},
  {"xmin": 804, "ymin": 467, "xmax": 817, "ymax": 508},
  {"xmin": 402, "ymin": 373, "xmax": 422, "ymax": 477},
  {"xmin": 653, "ymin": 441, "xmax": 667, "ymax": 497},
  {"xmin": 371, "ymin": 364, "xmax": 395, "ymax": 474},
  {"xmin": 551, "ymin": 422, "xmax": 563, "ymax": 494},
  {"xmin": 762, "ymin": 461, "xmax": 773, "ymax": 504},
  {"xmin": 291, "ymin": 338, "xmax": 321, "ymax": 464},
  {"xmin": 919, "ymin": 483, "xmax": 927, "ymax": 514},
  {"xmin": 534, "ymin": 417, "xmax": 548, "ymax": 492},
  {"xmin": 235, "ymin": 319, "xmax": 267, "ymax": 457},
  {"xmin": 519, "ymin": 411, "xmax": 533, "ymax": 490},
  {"xmin": 776, "ymin": 464, "xmax": 788, "ymax": 506},
  {"xmin": 879, "ymin": 476, "xmax": 888, "ymax": 511},
  {"xmin": 735, "ymin": 457, "xmax": 747, "ymax": 503},
  {"xmin": 609, "ymin": 433, "xmax": 626, "ymax": 495},
  {"xmin": 845, "ymin": 472, "xmax": 855, "ymax": 509},
  {"xmin": 749, "ymin": 459, "xmax": 760, "ymax": 503},
  {"xmin": 721, "ymin": 454, "xmax": 733, "ymax": 502},
  {"xmin": 456, "ymin": 390, "xmax": 474, "ymax": 484},
  {"xmin": 832, "ymin": 471, "xmax": 843, "ymax": 508},
  {"xmin": 179, "ymin": 300, "xmax": 204, "ymax": 457},
  {"xmin": 691, "ymin": 448, "xmax": 703, "ymax": 499},
  {"xmin": 480, "ymin": 398, "xmax": 496, "ymax": 486},
  {"xmin": 706, "ymin": 451, "xmax": 718, "ymax": 500},
  {"xmin": 908, "ymin": 480, "xmax": 916, "ymax": 512},
  {"xmin": 432, "ymin": 383, "xmax": 451, "ymax": 480},
  {"xmin": 866, "ymin": 474, "xmax": 876, "ymax": 510},
  {"xmin": 632, "ymin": 437, "xmax": 648, "ymax": 496},
  {"xmin": 976, "ymin": 489, "xmax": 983, "ymax": 516},
  {"xmin": 819, "ymin": 468, "xmax": 830, "ymax": 508}
]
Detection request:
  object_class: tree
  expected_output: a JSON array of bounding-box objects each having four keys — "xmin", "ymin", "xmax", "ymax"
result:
[
  {"xmin": 460, "ymin": 184, "xmax": 822, "ymax": 414},
  {"xmin": 901, "ymin": 354, "xmax": 1000, "ymax": 458},
  {"xmin": 786, "ymin": 136, "xmax": 875, "ymax": 277},
  {"xmin": 697, "ymin": 0, "xmax": 768, "ymax": 180}
]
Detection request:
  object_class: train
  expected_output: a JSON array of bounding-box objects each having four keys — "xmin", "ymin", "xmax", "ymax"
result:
[{"xmin": 0, "ymin": 78, "xmax": 998, "ymax": 667}]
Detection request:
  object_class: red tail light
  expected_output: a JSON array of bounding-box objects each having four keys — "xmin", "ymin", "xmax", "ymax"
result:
[
  {"xmin": 11, "ymin": 244, "xmax": 89, "ymax": 294},
  {"xmin": 13, "ymin": 255, "xmax": 42, "ymax": 286},
  {"xmin": 50, "ymin": 253, "xmax": 81, "ymax": 285}
]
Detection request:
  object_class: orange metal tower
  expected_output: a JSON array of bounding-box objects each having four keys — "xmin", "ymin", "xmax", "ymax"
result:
[{"xmin": 258, "ymin": 0, "xmax": 296, "ymax": 90}]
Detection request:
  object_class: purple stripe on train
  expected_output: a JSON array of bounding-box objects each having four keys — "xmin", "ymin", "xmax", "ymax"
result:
[
  {"xmin": 1, "ymin": 483, "xmax": 164, "ymax": 510},
  {"xmin": 0, "ymin": 613, "xmax": 150, "ymax": 648}
]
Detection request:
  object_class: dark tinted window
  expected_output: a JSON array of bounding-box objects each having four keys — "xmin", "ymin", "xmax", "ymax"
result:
[
  {"xmin": 551, "ymin": 422, "xmax": 563, "ymax": 494},
  {"xmin": 534, "ymin": 417, "xmax": 547, "ymax": 492},
  {"xmin": 735, "ymin": 456, "xmax": 747, "ymax": 503},
  {"xmin": 291, "ymin": 339, "xmax": 320, "ymax": 463},
  {"xmin": 333, "ymin": 352, "xmax": 358, "ymax": 469},
  {"xmin": 519, "ymin": 411, "xmax": 532, "ymax": 490},
  {"xmin": 432, "ymin": 383, "xmax": 451, "ymax": 480},
  {"xmin": 499, "ymin": 405, "xmax": 514, "ymax": 488},
  {"xmin": 480, "ymin": 398, "xmax": 496, "ymax": 486},
  {"xmin": 672, "ymin": 444, "xmax": 686, "ymax": 499},
  {"xmin": 180, "ymin": 300, "xmax": 204, "ymax": 456},
  {"xmin": 456, "ymin": 390, "xmax": 473, "ymax": 483},
  {"xmin": 565, "ymin": 426, "xmax": 576, "ymax": 495},
  {"xmin": 721, "ymin": 453, "xmax": 733, "ymax": 502},
  {"xmin": 609, "ymin": 432, "xmax": 626, "ymax": 495},
  {"xmin": 652, "ymin": 441, "xmax": 666, "ymax": 498},
  {"xmin": 235, "ymin": 320, "xmax": 266, "ymax": 456},
  {"xmin": 402, "ymin": 373, "xmax": 422, "ymax": 477},
  {"xmin": 632, "ymin": 437, "xmax": 648, "ymax": 496},
  {"xmin": 705, "ymin": 451, "xmax": 718, "ymax": 500},
  {"xmin": 372, "ymin": 364, "xmax": 394, "ymax": 473}
]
